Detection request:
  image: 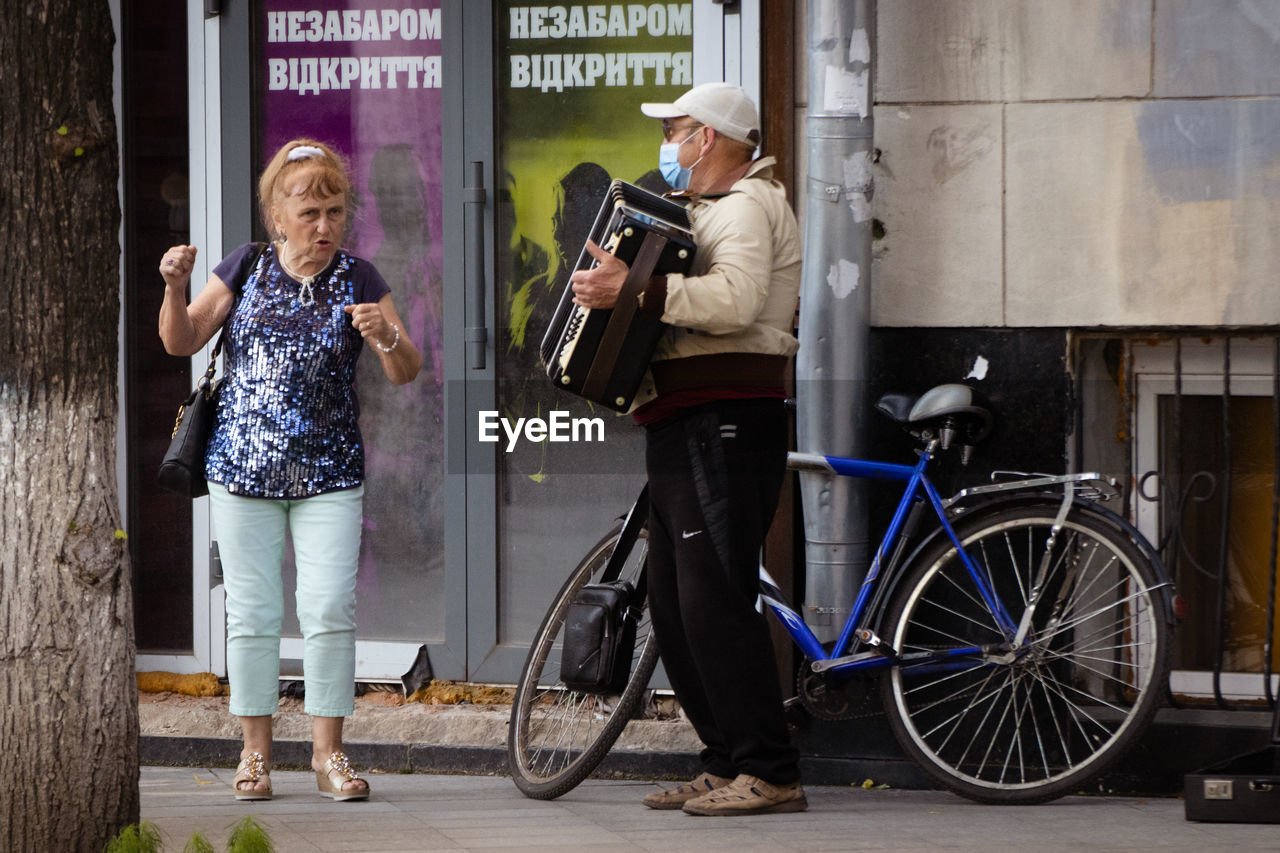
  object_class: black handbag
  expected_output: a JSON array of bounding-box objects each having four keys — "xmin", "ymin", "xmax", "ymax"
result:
[
  {"xmin": 559, "ymin": 579, "xmax": 639, "ymax": 694},
  {"xmin": 157, "ymin": 242, "xmax": 264, "ymax": 498},
  {"xmin": 156, "ymin": 330, "xmax": 225, "ymax": 498}
]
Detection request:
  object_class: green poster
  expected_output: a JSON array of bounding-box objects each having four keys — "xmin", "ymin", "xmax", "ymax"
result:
[
  {"xmin": 492, "ymin": 1, "xmax": 694, "ymax": 647},
  {"xmin": 496, "ymin": 2, "xmax": 693, "ymax": 450}
]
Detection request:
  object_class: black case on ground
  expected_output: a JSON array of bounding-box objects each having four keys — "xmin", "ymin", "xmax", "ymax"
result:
[{"xmin": 1184, "ymin": 699, "xmax": 1280, "ymax": 823}]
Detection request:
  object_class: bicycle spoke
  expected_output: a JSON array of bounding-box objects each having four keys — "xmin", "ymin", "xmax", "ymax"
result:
[
  {"xmin": 1043, "ymin": 639, "xmax": 1143, "ymax": 674},
  {"xmin": 1047, "ymin": 607, "xmax": 1145, "ymax": 657},
  {"xmin": 916, "ymin": 666, "xmax": 1013, "ymax": 759},
  {"xmin": 1032, "ymin": 597, "xmax": 1154, "ymax": 688},
  {"xmin": 1034, "ymin": 665, "xmax": 1130, "ymax": 733},
  {"xmin": 1024, "ymin": 666, "xmax": 1101, "ymax": 762},
  {"xmin": 932, "ymin": 568, "xmax": 1007, "ymax": 634},
  {"xmin": 1018, "ymin": 673, "xmax": 1054, "ymax": 784},
  {"xmin": 1008, "ymin": 660, "xmax": 1080, "ymax": 773},
  {"xmin": 1015, "ymin": 675, "xmax": 1049, "ymax": 784},
  {"xmin": 971, "ymin": 672, "xmax": 1021, "ymax": 781},
  {"xmin": 902, "ymin": 607, "xmax": 1002, "ymax": 647},
  {"xmin": 1050, "ymin": 628, "xmax": 1152, "ymax": 684},
  {"xmin": 902, "ymin": 662, "xmax": 1003, "ymax": 716},
  {"xmin": 1030, "ymin": 669, "xmax": 1074, "ymax": 773},
  {"xmin": 1048, "ymin": 552, "xmax": 1119, "ymax": 630},
  {"xmin": 992, "ymin": 667, "xmax": 1048, "ymax": 784},
  {"xmin": 1031, "ymin": 585, "xmax": 1156, "ymax": 649},
  {"xmin": 985, "ymin": 675, "xmax": 1023, "ymax": 784},
  {"xmin": 1041, "ymin": 650, "xmax": 1143, "ymax": 698},
  {"xmin": 899, "ymin": 658, "xmax": 994, "ymax": 699},
  {"xmin": 1019, "ymin": 526, "xmax": 1074, "ymax": 605},
  {"xmin": 988, "ymin": 533, "xmax": 1027, "ymax": 609},
  {"xmin": 1044, "ymin": 616, "xmax": 1150, "ymax": 667}
]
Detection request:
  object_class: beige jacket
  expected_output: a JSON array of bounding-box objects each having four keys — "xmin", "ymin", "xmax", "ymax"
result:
[{"xmin": 632, "ymin": 156, "xmax": 801, "ymax": 409}]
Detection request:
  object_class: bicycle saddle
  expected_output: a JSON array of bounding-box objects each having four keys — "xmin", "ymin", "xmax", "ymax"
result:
[{"xmin": 875, "ymin": 383, "xmax": 994, "ymax": 453}]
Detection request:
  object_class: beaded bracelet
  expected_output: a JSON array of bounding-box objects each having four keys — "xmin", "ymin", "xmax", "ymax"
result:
[{"xmin": 375, "ymin": 323, "xmax": 400, "ymax": 353}]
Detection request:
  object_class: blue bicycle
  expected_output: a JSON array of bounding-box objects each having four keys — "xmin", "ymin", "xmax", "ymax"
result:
[{"xmin": 508, "ymin": 384, "xmax": 1176, "ymax": 804}]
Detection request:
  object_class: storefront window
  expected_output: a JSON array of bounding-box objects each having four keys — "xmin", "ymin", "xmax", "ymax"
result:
[
  {"xmin": 494, "ymin": 1, "xmax": 694, "ymax": 644},
  {"xmin": 255, "ymin": 1, "xmax": 445, "ymax": 644}
]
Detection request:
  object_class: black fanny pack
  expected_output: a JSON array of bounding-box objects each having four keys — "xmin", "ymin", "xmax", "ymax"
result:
[{"xmin": 559, "ymin": 579, "xmax": 638, "ymax": 694}]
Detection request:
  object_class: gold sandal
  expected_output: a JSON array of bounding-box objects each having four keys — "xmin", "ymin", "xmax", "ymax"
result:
[
  {"xmin": 233, "ymin": 751, "xmax": 272, "ymax": 801},
  {"xmin": 314, "ymin": 751, "xmax": 369, "ymax": 801}
]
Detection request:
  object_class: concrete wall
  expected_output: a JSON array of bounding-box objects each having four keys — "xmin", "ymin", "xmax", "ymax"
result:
[{"xmin": 799, "ymin": 0, "xmax": 1280, "ymax": 328}]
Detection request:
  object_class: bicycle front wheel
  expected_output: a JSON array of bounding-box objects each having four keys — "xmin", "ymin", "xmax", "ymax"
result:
[
  {"xmin": 881, "ymin": 500, "xmax": 1173, "ymax": 804},
  {"xmin": 508, "ymin": 520, "xmax": 659, "ymax": 800}
]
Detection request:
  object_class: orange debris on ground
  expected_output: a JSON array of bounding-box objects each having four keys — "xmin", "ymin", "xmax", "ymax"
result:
[
  {"xmin": 406, "ymin": 679, "xmax": 513, "ymax": 706},
  {"xmin": 136, "ymin": 671, "xmax": 226, "ymax": 697}
]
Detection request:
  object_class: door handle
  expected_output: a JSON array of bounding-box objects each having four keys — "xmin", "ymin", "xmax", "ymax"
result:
[{"xmin": 463, "ymin": 161, "xmax": 488, "ymax": 369}]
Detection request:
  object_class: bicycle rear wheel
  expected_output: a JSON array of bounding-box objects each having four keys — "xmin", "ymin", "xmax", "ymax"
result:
[
  {"xmin": 508, "ymin": 520, "xmax": 659, "ymax": 799},
  {"xmin": 881, "ymin": 499, "xmax": 1173, "ymax": 804}
]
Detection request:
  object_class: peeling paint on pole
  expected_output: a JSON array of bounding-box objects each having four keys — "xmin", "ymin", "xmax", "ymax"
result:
[
  {"xmin": 844, "ymin": 150, "xmax": 874, "ymax": 222},
  {"xmin": 796, "ymin": 0, "xmax": 875, "ymax": 642},
  {"xmin": 827, "ymin": 259, "xmax": 860, "ymax": 298},
  {"xmin": 850, "ymin": 26, "xmax": 871, "ymax": 64}
]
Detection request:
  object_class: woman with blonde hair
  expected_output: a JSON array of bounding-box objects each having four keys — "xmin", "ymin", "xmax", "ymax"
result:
[{"xmin": 159, "ymin": 138, "xmax": 421, "ymax": 801}]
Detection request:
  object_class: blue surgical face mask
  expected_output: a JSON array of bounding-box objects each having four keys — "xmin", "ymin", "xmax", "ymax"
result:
[{"xmin": 658, "ymin": 127, "xmax": 704, "ymax": 190}]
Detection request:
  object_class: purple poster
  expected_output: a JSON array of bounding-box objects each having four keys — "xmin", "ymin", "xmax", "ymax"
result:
[
  {"xmin": 257, "ymin": 2, "xmax": 445, "ymax": 644},
  {"xmin": 260, "ymin": 3, "xmax": 442, "ymax": 287}
]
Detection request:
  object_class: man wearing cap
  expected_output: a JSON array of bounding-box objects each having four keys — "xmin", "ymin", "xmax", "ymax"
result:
[{"xmin": 572, "ymin": 82, "xmax": 804, "ymax": 816}]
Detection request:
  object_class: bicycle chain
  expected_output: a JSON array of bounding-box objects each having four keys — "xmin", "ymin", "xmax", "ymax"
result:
[{"xmin": 795, "ymin": 665, "xmax": 885, "ymax": 721}]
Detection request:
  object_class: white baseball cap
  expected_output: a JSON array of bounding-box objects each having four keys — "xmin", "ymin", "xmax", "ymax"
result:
[{"xmin": 641, "ymin": 82, "xmax": 760, "ymax": 146}]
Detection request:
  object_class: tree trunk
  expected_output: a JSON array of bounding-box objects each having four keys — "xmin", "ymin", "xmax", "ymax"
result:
[{"xmin": 0, "ymin": 2, "xmax": 139, "ymax": 850}]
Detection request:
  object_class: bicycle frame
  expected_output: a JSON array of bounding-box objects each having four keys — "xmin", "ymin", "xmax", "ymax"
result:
[
  {"xmin": 766, "ymin": 442, "xmax": 1015, "ymax": 677},
  {"xmin": 601, "ymin": 439, "xmax": 1124, "ymax": 680},
  {"xmin": 770, "ymin": 445, "xmax": 1119, "ymax": 679}
]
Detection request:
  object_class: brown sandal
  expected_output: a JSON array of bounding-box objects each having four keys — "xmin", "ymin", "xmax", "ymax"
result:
[
  {"xmin": 314, "ymin": 751, "xmax": 369, "ymax": 801},
  {"xmin": 233, "ymin": 751, "xmax": 272, "ymax": 801}
]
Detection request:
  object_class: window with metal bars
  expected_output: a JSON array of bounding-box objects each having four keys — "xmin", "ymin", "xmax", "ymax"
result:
[{"xmin": 1124, "ymin": 335, "xmax": 1280, "ymax": 708}]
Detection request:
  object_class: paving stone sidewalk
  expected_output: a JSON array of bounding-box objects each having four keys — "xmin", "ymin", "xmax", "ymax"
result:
[{"xmin": 141, "ymin": 765, "xmax": 1278, "ymax": 853}]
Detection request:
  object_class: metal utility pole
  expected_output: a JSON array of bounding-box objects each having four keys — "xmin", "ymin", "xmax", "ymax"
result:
[{"xmin": 796, "ymin": 0, "xmax": 874, "ymax": 642}]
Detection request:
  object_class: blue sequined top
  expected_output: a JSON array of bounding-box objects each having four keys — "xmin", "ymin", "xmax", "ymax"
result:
[{"xmin": 204, "ymin": 242, "xmax": 390, "ymax": 499}]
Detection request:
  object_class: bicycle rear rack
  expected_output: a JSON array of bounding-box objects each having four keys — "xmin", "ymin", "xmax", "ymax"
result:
[{"xmin": 943, "ymin": 471, "xmax": 1119, "ymax": 509}]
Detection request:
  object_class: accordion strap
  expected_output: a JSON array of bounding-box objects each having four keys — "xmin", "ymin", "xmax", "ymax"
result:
[{"xmin": 581, "ymin": 230, "xmax": 669, "ymax": 403}]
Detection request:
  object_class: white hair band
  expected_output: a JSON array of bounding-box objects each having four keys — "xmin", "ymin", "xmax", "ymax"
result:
[{"xmin": 287, "ymin": 145, "xmax": 325, "ymax": 161}]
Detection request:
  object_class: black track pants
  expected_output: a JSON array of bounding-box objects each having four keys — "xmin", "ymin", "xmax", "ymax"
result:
[{"xmin": 644, "ymin": 397, "xmax": 800, "ymax": 785}]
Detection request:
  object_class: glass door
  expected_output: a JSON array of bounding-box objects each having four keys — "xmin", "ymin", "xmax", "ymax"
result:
[
  {"xmin": 195, "ymin": 0, "xmax": 458, "ymax": 681},
  {"xmin": 193, "ymin": 0, "xmax": 752, "ymax": 685},
  {"xmin": 471, "ymin": 1, "xmax": 703, "ymax": 684},
  {"xmin": 260, "ymin": 0, "xmax": 453, "ymax": 680}
]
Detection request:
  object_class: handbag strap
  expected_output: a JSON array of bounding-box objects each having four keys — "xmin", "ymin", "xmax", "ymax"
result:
[{"xmin": 198, "ymin": 241, "xmax": 267, "ymax": 394}]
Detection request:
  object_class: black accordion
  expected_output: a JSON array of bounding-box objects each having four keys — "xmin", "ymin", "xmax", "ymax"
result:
[{"xmin": 540, "ymin": 180, "xmax": 697, "ymax": 412}]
